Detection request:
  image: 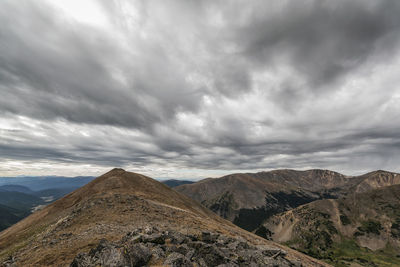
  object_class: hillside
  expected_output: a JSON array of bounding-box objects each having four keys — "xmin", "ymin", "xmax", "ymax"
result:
[
  {"xmin": 0, "ymin": 204, "xmax": 23, "ymax": 231},
  {"xmin": 161, "ymin": 179, "xmax": 194, "ymax": 188},
  {"xmin": 349, "ymin": 170, "xmax": 400, "ymax": 193},
  {"xmin": 0, "ymin": 185, "xmax": 33, "ymax": 194},
  {"xmin": 0, "ymin": 168, "xmax": 328, "ymax": 266},
  {"xmin": 176, "ymin": 171, "xmax": 323, "ymax": 231},
  {"xmin": 0, "ymin": 176, "xmax": 95, "ymax": 191},
  {"xmin": 176, "ymin": 169, "xmax": 400, "ymax": 233},
  {"xmin": 0, "ymin": 191, "xmax": 44, "ymax": 212},
  {"xmin": 261, "ymin": 184, "xmax": 400, "ymax": 266},
  {"xmin": 0, "ymin": 185, "xmax": 86, "ymax": 232}
]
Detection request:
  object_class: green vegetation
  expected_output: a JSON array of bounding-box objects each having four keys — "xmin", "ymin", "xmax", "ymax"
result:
[
  {"xmin": 354, "ymin": 220, "xmax": 383, "ymax": 236},
  {"xmin": 284, "ymin": 212, "xmax": 339, "ymax": 258},
  {"xmin": 340, "ymin": 214, "xmax": 351, "ymax": 225},
  {"xmin": 287, "ymin": 230, "xmax": 400, "ymax": 267},
  {"xmin": 391, "ymin": 218, "xmax": 400, "ymax": 238},
  {"xmin": 323, "ymin": 239, "xmax": 400, "ymax": 267},
  {"xmin": 285, "ymin": 215, "xmax": 399, "ymax": 267}
]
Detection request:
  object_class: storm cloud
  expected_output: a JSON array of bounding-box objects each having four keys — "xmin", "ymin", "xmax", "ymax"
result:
[{"xmin": 1, "ymin": 0, "xmax": 400, "ymax": 178}]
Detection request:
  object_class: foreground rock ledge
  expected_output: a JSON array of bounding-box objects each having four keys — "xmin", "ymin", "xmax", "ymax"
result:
[{"xmin": 70, "ymin": 227, "xmax": 302, "ymax": 267}]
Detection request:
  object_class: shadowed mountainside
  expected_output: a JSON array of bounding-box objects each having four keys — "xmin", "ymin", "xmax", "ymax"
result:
[
  {"xmin": 161, "ymin": 179, "xmax": 194, "ymax": 188},
  {"xmin": 176, "ymin": 169, "xmax": 400, "ymax": 232}
]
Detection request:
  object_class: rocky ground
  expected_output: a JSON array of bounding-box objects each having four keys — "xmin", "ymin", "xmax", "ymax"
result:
[{"xmin": 70, "ymin": 227, "xmax": 302, "ymax": 267}]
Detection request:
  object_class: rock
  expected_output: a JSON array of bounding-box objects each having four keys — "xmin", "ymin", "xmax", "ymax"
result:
[
  {"xmin": 256, "ymin": 245, "xmax": 288, "ymax": 257},
  {"xmin": 201, "ymin": 231, "xmax": 219, "ymax": 243},
  {"xmin": 151, "ymin": 246, "xmax": 165, "ymax": 261},
  {"xmin": 166, "ymin": 244, "xmax": 191, "ymax": 255},
  {"xmin": 124, "ymin": 243, "xmax": 152, "ymax": 266},
  {"xmin": 2, "ymin": 256, "xmax": 17, "ymax": 267},
  {"xmin": 168, "ymin": 231, "xmax": 189, "ymax": 244},
  {"xmin": 192, "ymin": 243, "xmax": 228, "ymax": 266},
  {"xmin": 70, "ymin": 239, "xmax": 128, "ymax": 267},
  {"xmin": 164, "ymin": 252, "xmax": 193, "ymax": 267},
  {"xmin": 70, "ymin": 228, "xmax": 304, "ymax": 267},
  {"xmin": 144, "ymin": 226, "xmax": 158, "ymax": 234},
  {"xmin": 142, "ymin": 233, "xmax": 165, "ymax": 244}
]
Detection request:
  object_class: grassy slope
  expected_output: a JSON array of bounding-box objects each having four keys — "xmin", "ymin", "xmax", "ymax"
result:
[{"xmin": 266, "ymin": 185, "xmax": 400, "ymax": 266}]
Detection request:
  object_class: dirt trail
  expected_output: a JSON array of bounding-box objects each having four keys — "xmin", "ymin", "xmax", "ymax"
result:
[{"xmin": 328, "ymin": 199, "xmax": 341, "ymax": 228}]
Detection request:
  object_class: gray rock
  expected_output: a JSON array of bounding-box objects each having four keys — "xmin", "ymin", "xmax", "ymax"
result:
[
  {"xmin": 166, "ymin": 244, "xmax": 191, "ymax": 255},
  {"xmin": 70, "ymin": 239, "xmax": 128, "ymax": 267},
  {"xmin": 168, "ymin": 231, "xmax": 189, "ymax": 244},
  {"xmin": 124, "ymin": 243, "xmax": 152, "ymax": 266},
  {"xmin": 142, "ymin": 233, "xmax": 165, "ymax": 244},
  {"xmin": 70, "ymin": 228, "xmax": 306, "ymax": 267},
  {"xmin": 70, "ymin": 253, "xmax": 92, "ymax": 267},
  {"xmin": 201, "ymin": 231, "xmax": 219, "ymax": 243},
  {"xmin": 151, "ymin": 246, "xmax": 165, "ymax": 261},
  {"xmin": 2, "ymin": 256, "xmax": 17, "ymax": 267},
  {"xmin": 164, "ymin": 252, "xmax": 193, "ymax": 267},
  {"xmin": 217, "ymin": 263, "xmax": 239, "ymax": 267},
  {"xmin": 191, "ymin": 243, "xmax": 228, "ymax": 266}
]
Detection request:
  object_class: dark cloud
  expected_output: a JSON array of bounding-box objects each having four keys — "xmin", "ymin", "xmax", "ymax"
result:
[
  {"xmin": 0, "ymin": 0, "xmax": 400, "ymax": 177},
  {"xmin": 235, "ymin": 0, "xmax": 400, "ymax": 87}
]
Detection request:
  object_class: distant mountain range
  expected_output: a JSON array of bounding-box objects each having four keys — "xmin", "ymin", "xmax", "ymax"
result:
[
  {"xmin": 0, "ymin": 176, "xmax": 193, "ymax": 232},
  {"xmin": 0, "ymin": 176, "xmax": 96, "ymax": 232},
  {"xmin": 2, "ymin": 168, "xmax": 399, "ymax": 266},
  {"xmin": 160, "ymin": 179, "xmax": 194, "ymax": 187},
  {"xmin": 176, "ymin": 169, "xmax": 400, "ymax": 266},
  {"xmin": 0, "ymin": 169, "xmax": 326, "ymax": 266},
  {"xmin": 0, "ymin": 176, "xmax": 95, "ymax": 191}
]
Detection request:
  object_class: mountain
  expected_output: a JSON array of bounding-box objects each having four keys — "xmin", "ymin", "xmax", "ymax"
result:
[
  {"xmin": 34, "ymin": 187, "xmax": 80, "ymax": 200},
  {"xmin": 0, "ymin": 176, "xmax": 95, "ymax": 191},
  {"xmin": 176, "ymin": 171, "xmax": 323, "ymax": 232},
  {"xmin": 0, "ymin": 191, "xmax": 44, "ymax": 212},
  {"xmin": 0, "ymin": 185, "xmax": 33, "ymax": 194},
  {"xmin": 175, "ymin": 169, "xmax": 400, "ymax": 233},
  {"xmin": 0, "ymin": 204, "xmax": 25, "ymax": 231},
  {"xmin": 251, "ymin": 169, "xmax": 350, "ymax": 193},
  {"xmin": 161, "ymin": 179, "xmax": 194, "ymax": 188},
  {"xmin": 348, "ymin": 170, "xmax": 400, "ymax": 194},
  {"xmin": 0, "ymin": 186, "xmax": 44, "ymax": 232},
  {"xmin": 0, "ymin": 185, "xmax": 88, "ymax": 232},
  {"xmin": 0, "ymin": 190, "xmax": 45, "ymax": 232},
  {"xmin": 0, "ymin": 168, "xmax": 328, "ymax": 267},
  {"xmin": 261, "ymin": 184, "xmax": 400, "ymax": 266}
]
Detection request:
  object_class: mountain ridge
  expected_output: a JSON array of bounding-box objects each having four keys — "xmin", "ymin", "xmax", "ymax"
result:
[
  {"xmin": 0, "ymin": 168, "xmax": 328, "ymax": 266},
  {"xmin": 175, "ymin": 169, "xmax": 400, "ymax": 232}
]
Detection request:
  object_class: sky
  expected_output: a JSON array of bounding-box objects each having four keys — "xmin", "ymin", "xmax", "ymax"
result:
[{"xmin": 1, "ymin": 0, "xmax": 400, "ymax": 179}]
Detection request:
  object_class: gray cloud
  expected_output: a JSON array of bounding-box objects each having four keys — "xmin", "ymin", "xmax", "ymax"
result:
[
  {"xmin": 0, "ymin": 0, "xmax": 400, "ymax": 177},
  {"xmin": 235, "ymin": 0, "xmax": 400, "ymax": 87}
]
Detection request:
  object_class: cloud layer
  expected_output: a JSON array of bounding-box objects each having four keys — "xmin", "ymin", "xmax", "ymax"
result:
[{"xmin": 1, "ymin": 0, "xmax": 400, "ymax": 177}]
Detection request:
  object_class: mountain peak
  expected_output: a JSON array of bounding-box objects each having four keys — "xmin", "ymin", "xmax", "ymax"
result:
[{"xmin": 108, "ymin": 167, "xmax": 126, "ymax": 173}]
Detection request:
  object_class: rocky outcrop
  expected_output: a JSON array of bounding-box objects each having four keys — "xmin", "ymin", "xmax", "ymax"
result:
[{"xmin": 70, "ymin": 227, "xmax": 302, "ymax": 267}]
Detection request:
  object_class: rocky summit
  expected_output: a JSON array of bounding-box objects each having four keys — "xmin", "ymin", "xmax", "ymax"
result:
[{"xmin": 70, "ymin": 227, "xmax": 299, "ymax": 267}]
